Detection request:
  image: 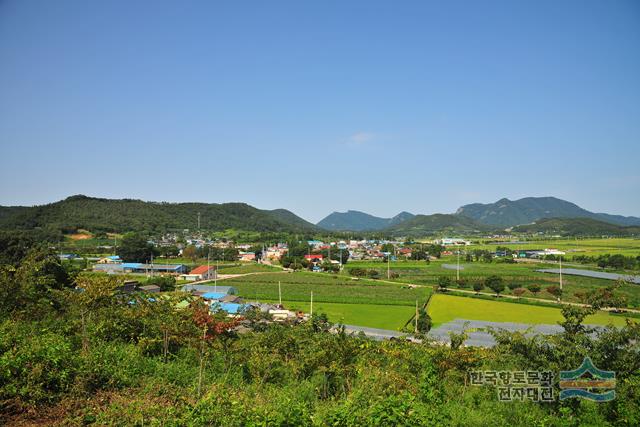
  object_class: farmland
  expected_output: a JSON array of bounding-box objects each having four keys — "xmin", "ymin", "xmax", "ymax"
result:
[
  {"xmin": 427, "ymin": 294, "xmax": 633, "ymax": 328},
  {"xmin": 464, "ymin": 237, "xmax": 640, "ymax": 257},
  {"xmin": 225, "ymin": 272, "xmax": 432, "ymax": 306},
  {"xmin": 263, "ymin": 300, "xmax": 414, "ymax": 330},
  {"xmin": 342, "ymin": 257, "xmax": 640, "ymax": 308}
]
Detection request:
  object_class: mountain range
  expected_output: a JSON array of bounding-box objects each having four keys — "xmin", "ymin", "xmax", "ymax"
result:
[
  {"xmin": 1, "ymin": 195, "xmax": 638, "ymax": 237},
  {"xmin": 456, "ymin": 196, "xmax": 640, "ymax": 227},
  {"xmin": 0, "ymin": 195, "xmax": 319, "ymax": 235},
  {"xmin": 316, "ymin": 210, "xmax": 414, "ymax": 232}
]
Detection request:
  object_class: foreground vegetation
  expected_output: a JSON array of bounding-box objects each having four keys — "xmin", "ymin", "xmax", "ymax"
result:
[{"xmin": 1, "ymin": 247, "xmax": 640, "ymax": 425}]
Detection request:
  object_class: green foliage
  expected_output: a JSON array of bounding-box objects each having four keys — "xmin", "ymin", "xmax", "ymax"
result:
[
  {"xmin": 0, "ymin": 195, "xmax": 319, "ymax": 235},
  {"xmin": 437, "ymin": 276, "xmax": 451, "ymax": 291},
  {"xmin": 472, "ymin": 281, "xmax": 485, "ymax": 294},
  {"xmin": 116, "ymin": 232, "xmax": 158, "ymax": 262},
  {"xmin": 485, "ymin": 275, "xmax": 505, "ymax": 296}
]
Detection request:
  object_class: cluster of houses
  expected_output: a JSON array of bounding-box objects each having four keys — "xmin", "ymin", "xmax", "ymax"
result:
[
  {"xmin": 119, "ymin": 280, "xmax": 305, "ymax": 321},
  {"xmin": 92, "ymin": 256, "xmax": 218, "ymax": 281}
]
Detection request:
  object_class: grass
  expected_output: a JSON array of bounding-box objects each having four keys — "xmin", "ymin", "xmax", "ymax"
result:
[
  {"xmin": 227, "ymin": 272, "xmax": 433, "ymax": 306},
  {"xmin": 344, "ymin": 258, "xmax": 640, "ymax": 308},
  {"xmin": 264, "ymin": 300, "xmax": 414, "ymax": 330},
  {"xmin": 466, "ymin": 237, "xmax": 640, "ymax": 257},
  {"xmin": 217, "ymin": 263, "xmax": 280, "ymax": 274},
  {"xmin": 427, "ymin": 294, "xmax": 634, "ymax": 328}
]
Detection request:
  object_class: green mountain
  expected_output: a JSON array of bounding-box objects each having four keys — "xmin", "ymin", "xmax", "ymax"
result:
[
  {"xmin": 383, "ymin": 214, "xmax": 493, "ymax": 237},
  {"xmin": 316, "ymin": 210, "xmax": 414, "ymax": 231},
  {"xmin": 0, "ymin": 195, "xmax": 318, "ymax": 235},
  {"xmin": 456, "ymin": 196, "xmax": 640, "ymax": 227},
  {"xmin": 266, "ymin": 208, "xmax": 320, "ymax": 231},
  {"xmin": 512, "ymin": 217, "xmax": 640, "ymax": 237}
]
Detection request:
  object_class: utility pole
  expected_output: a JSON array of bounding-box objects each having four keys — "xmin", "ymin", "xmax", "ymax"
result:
[
  {"xmin": 559, "ymin": 255, "xmax": 563, "ymax": 294},
  {"xmin": 456, "ymin": 250, "xmax": 460, "ymax": 282},
  {"xmin": 415, "ymin": 300, "xmax": 418, "ymax": 334},
  {"xmin": 310, "ymin": 291, "xmax": 313, "ymax": 317},
  {"xmin": 278, "ymin": 281, "xmax": 282, "ymax": 306},
  {"xmin": 215, "ymin": 258, "xmax": 219, "ymax": 292},
  {"xmin": 387, "ymin": 253, "xmax": 391, "ymax": 280}
]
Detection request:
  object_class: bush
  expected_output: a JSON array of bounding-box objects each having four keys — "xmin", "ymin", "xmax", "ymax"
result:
[
  {"xmin": 348, "ymin": 267, "xmax": 367, "ymax": 277},
  {"xmin": 456, "ymin": 278, "xmax": 469, "ymax": 289},
  {"xmin": 0, "ymin": 324, "xmax": 77, "ymax": 405},
  {"xmin": 75, "ymin": 341, "xmax": 154, "ymax": 393}
]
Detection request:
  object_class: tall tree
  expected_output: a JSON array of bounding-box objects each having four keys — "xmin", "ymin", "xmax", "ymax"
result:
[{"xmin": 117, "ymin": 233, "xmax": 158, "ymax": 263}]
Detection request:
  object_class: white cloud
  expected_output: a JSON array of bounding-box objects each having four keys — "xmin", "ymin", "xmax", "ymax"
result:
[{"xmin": 347, "ymin": 132, "xmax": 375, "ymax": 145}]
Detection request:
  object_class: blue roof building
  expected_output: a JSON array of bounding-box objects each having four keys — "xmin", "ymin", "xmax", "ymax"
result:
[
  {"xmin": 201, "ymin": 292, "xmax": 227, "ymax": 300},
  {"xmin": 211, "ymin": 302, "xmax": 245, "ymax": 314}
]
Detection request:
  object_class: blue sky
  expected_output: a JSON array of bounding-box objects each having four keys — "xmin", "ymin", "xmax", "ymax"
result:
[{"xmin": 0, "ymin": 0, "xmax": 638, "ymax": 223}]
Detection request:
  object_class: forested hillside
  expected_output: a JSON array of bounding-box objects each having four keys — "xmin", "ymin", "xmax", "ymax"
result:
[
  {"xmin": 0, "ymin": 195, "xmax": 318, "ymax": 235},
  {"xmin": 384, "ymin": 214, "xmax": 493, "ymax": 237},
  {"xmin": 512, "ymin": 217, "xmax": 640, "ymax": 237},
  {"xmin": 457, "ymin": 197, "xmax": 640, "ymax": 227}
]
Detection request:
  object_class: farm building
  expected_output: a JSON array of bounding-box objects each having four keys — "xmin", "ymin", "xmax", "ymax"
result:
[
  {"xmin": 179, "ymin": 265, "xmax": 217, "ymax": 281},
  {"xmin": 238, "ymin": 251, "xmax": 256, "ymax": 261},
  {"xmin": 93, "ymin": 263, "xmax": 187, "ymax": 275}
]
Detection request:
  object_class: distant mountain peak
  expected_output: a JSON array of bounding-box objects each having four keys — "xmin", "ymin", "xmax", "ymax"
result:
[
  {"xmin": 456, "ymin": 196, "xmax": 640, "ymax": 227},
  {"xmin": 316, "ymin": 210, "xmax": 414, "ymax": 232}
]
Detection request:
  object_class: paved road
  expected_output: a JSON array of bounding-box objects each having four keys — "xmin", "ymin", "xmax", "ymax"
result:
[
  {"xmin": 339, "ymin": 324, "xmax": 407, "ymax": 340},
  {"xmin": 427, "ymin": 318, "xmax": 609, "ymax": 348},
  {"xmin": 537, "ymin": 268, "xmax": 640, "ymax": 284}
]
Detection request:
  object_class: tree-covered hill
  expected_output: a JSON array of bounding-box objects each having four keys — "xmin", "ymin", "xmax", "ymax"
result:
[
  {"xmin": 383, "ymin": 213, "xmax": 494, "ymax": 237},
  {"xmin": 0, "ymin": 195, "xmax": 319, "ymax": 235},
  {"xmin": 317, "ymin": 210, "xmax": 414, "ymax": 231},
  {"xmin": 456, "ymin": 196, "xmax": 640, "ymax": 227},
  {"xmin": 512, "ymin": 217, "xmax": 640, "ymax": 237}
]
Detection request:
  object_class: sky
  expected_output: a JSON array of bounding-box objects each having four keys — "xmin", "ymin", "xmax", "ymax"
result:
[{"xmin": 0, "ymin": 0, "xmax": 639, "ymax": 223}]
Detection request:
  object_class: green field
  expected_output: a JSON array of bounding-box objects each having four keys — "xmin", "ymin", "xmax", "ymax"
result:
[
  {"xmin": 226, "ymin": 271, "xmax": 432, "ymax": 306},
  {"xmin": 466, "ymin": 237, "xmax": 640, "ymax": 257},
  {"xmin": 264, "ymin": 300, "xmax": 414, "ymax": 330},
  {"xmin": 344, "ymin": 257, "xmax": 640, "ymax": 308},
  {"xmin": 427, "ymin": 294, "xmax": 633, "ymax": 327}
]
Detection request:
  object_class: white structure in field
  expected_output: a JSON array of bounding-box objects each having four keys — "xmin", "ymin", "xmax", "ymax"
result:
[{"xmin": 436, "ymin": 238, "xmax": 471, "ymax": 246}]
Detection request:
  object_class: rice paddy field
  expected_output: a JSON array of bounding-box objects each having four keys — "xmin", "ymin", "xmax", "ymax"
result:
[
  {"xmin": 427, "ymin": 294, "xmax": 634, "ymax": 328},
  {"xmin": 343, "ymin": 257, "xmax": 640, "ymax": 308},
  {"xmin": 466, "ymin": 237, "xmax": 640, "ymax": 257},
  {"xmin": 262, "ymin": 300, "xmax": 414, "ymax": 330}
]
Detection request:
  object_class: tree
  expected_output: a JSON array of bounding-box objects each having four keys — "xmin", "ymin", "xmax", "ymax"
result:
[
  {"xmin": 437, "ymin": 276, "xmax": 451, "ymax": 292},
  {"xmin": 415, "ymin": 308, "xmax": 432, "ymax": 334},
  {"xmin": 485, "ymin": 275, "xmax": 504, "ymax": 296},
  {"xmin": 546, "ymin": 285, "xmax": 563, "ymax": 301},
  {"xmin": 380, "ymin": 243, "xmax": 395, "ymax": 254},
  {"xmin": 527, "ymin": 284, "xmax": 542, "ymax": 296},
  {"xmin": 456, "ymin": 278, "xmax": 469, "ymax": 289},
  {"xmin": 117, "ymin": 233, "xmax": 158, "ymax": 263},
  {"xmin": 472, "ymin": 282, "xmax": 485, "ymax": 294},
  {"xmin": 182, "ymin": 245, "xmax": 198, "ymax": 263},
  {"xmin": 348, "ymin": 267, "xmax": 367, "ymax": 277},
  {"xmin": 367, "ymin": 269, "xmax": 380, "ymax": 279},
  {"xmin": 512, "ymin": 288, "xmax": 527, "ymax": 299},
  {"xmin": 507, "ymin": 282, "xmax": 520, "ymax": 291}
]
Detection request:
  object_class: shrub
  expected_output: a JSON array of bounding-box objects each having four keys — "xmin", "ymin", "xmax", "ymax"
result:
[{"xmin": 0, "ymin": 325, "xmax": 77, "ymax": 405}]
